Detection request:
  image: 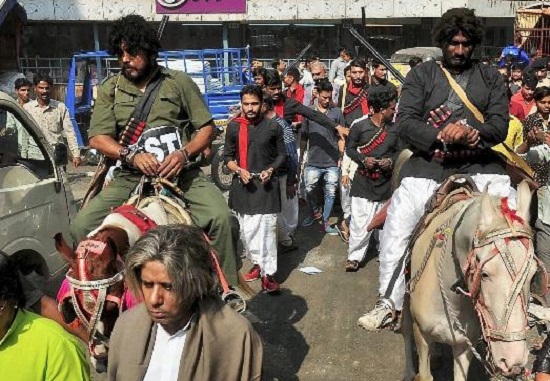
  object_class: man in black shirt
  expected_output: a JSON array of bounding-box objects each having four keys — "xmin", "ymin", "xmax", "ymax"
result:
[
  {"xmin": 345, "ymin": 91, "xmax": 399, "ymax": 272},
  {"xmin": 337, "ymin": 59, "xmax": 370, "ymax": 127},
  {"xmin": 224, "ymin": 85, "xmax": 286, "ymax": 293},
  {"xmin": 358, "ymin": 8, "xmax": 515, "ymax": 331},
  {"xmin": 369, "ymin": 59, "xmax": 398, "ymax": 96}
]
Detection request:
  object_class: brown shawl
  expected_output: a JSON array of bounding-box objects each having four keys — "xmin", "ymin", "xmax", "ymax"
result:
[{"xmin": 107, "ymin": 298, "xmax": 263, "ymax": 381}]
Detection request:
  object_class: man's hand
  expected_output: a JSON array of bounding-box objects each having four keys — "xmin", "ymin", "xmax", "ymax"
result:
[
  {"xmin": 286, "ymin": 183, "xmax": 297, "ymax": 199},
  {"xmin": 545, "ymin": 133, "xmax": 550, "ymax": 147},
  {"xmin": 341, "ymin": 175, "xmax": 350, "ymax": 188},
  {"xmin": 336, "ymin": 125, "xmax": 349, "ymax": 139},
  {"xmin": 133, "ymin": 153, "xmax": 160, "ymax": 177},
  {"xmin": 72, "ymin": 157, "xmax": 82, "ymax": 168},
  {"xmin": 158, "ymin": 150, "xmax": 187, "ymax": 179},
  {"xmin": 465, "ymin": 128, "xmax": 480, "ymax": 149},
  {"xmin": 437, "ymin": 123, "xmax": 471, "ymax": 145},
  {"xmin": 239, "ymin": 168, "xmax": 252, "ymax": 184},
  {"xmin": 379, "ymin": 158, "xmax": 392, "ymax": 171},
  {"xmin": 291, "ymin": 122, "xmax": 301, "ymax": 131},
  {"xmin": 312, "ymin": 87, "xmax": 319, "ymax": 100},
  {"xmin": 260, "ymin": 168, "xmax": 273, "ymax": 184},
  {"xmin": 427, "ymin": 105, "xmax": 452, "ymax": 129},
  {"xmin": 364, "ymin": 157, "xmax": 377, "ymax": 169}
]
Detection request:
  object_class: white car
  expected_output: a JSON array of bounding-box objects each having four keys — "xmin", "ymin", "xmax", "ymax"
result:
[{"xmin": 0, "ymin": 91, "xmax": 76, "ymax": 281}]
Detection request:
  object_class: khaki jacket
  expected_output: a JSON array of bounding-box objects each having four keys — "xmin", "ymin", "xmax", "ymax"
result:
[{"xmin": 108, "ymin": 298, "xmax": 263, "ymax": 381}]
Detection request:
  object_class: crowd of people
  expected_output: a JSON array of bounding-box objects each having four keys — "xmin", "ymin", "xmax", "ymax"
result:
[{"xmin": 4, "ymin": 6, "xmax": 550, "ymax": 380}]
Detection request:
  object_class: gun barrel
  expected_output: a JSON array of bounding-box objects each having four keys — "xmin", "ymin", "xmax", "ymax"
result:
[{"xmin": 347, "ymin": 27, "xmax": 406, "ymax": 84}]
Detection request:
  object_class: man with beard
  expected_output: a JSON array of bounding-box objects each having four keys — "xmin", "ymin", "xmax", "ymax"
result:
[
  {"xmin": 369, "ymin": 59, "xmax": 397, "ymax": 96},
  {"xmin": 224, "ymin": 85, "xmax": 286, "ymax": 293},
  {"xmin": 263, "ymin": 70, "xmax": 348, "ymax": 138},
  {"xmin": 337, "ymin": 59, "xmax": 370, "ymax": 127},
  {"xmin": 69, "ymin": 15, "xmax": 241, "ymax": 289},
  {"xmin": 344, "ymin": 90, "xmax": 399, "ymax": 272},
  {"xmin": 357, "ymin": 8, "xmax": 515, "ymax": 331}
]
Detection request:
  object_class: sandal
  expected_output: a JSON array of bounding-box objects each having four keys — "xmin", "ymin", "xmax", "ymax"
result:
[{"xmin": 345, "ymin": 260, "xmax": 359, "ymax": 272}]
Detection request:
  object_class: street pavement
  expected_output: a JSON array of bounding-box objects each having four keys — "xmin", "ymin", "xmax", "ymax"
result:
[{"xmin": 65, "ymin": 164, "xmax": 529, "ymax": 381}]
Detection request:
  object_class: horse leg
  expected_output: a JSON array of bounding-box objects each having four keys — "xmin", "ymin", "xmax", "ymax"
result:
[
  {"xmin": 401, "ymin": 295, "xmax": 417, "ymax": 381},
  {"xmin": 451, "ymin": 344, "xmax": 472, "ymax": 381},
  {"xmin": 413, "ymin": 321, "xmax": 433, "ymax": 381}
]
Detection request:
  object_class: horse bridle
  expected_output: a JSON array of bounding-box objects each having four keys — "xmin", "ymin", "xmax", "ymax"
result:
[
  {"xmin": 465, "ymin": 226, "xmax": 534, "ymax": 344},
  {"xmin": 65, "ymin": 240, "xmax": 126, "ymax": 354},
  {"xmin": 444, "ymin": 199, "xmax": 541, "ymax": 374}
]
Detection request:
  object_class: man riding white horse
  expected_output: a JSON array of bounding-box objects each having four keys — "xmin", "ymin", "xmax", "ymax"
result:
[
  {"xmin": 358, "ymin": 8, "xmax": 518, "ymax": 331},
  {"xmin": 69, "ymin": 15, "xmax": 241, "ymax": 288}
]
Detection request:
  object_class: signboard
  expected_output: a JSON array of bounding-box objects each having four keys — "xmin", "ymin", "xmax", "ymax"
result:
[{"xmin": 156, "ymin": 0, "xmax": 246, "ymax": 14}]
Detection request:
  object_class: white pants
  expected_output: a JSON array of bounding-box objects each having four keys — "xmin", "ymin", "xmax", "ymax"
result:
[
  {"xmin": 238, "ymin": 213, "xmax": 278, "ymax": 276},
  {"xmin": 277, "ymin": 175, "xmax": 299, "ymax": 245},
  {"xmin": 379, "ymin": 174, "xmax": 515, "ymax": 310},
  {"xmin": 341, "ymin": 182, "xmax": 352, "ymax": 220},
  {"xmin": 348, "ymin": 197, "xmax": 385, "ymax": 262}
]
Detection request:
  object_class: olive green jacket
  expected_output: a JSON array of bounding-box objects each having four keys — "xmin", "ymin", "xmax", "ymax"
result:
[{"xmin": 89, "ymin": 67, "xmax": 213, "ymax": 145}]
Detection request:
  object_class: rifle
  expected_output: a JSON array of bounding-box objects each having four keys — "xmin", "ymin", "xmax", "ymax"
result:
[
  {"xmin": 346, "ymin": 26, "xmax": 405, "ymax": 84},
  {"xmin": 158, "ymin": 15, "xmax": 169, "ymax": 40},
  {"xmin": 283, "ymin": 43, "xmax": 312, "ymax": 76}
]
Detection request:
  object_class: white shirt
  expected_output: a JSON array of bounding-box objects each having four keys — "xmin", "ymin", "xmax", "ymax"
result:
[{"xmin": 143, "ymin": 318, "xmax": 193, "ymax": 381}]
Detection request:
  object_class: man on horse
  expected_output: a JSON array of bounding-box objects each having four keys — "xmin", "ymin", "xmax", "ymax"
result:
[
  {"xmin": 358, "ymin": 7, "xmax": 515, "ymax": 331},
  {"xmin": 69, "ymin": 15, "xmax": 241, "ymax": 287}
]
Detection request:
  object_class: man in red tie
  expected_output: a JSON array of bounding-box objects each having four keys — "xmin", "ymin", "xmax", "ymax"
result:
[{"xmin": 224, "ymin": 85, "xmax": 286, "ymax": 293}]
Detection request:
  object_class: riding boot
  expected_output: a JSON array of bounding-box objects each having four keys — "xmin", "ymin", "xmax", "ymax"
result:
[{"xmin": 534, "ymin": 335, "xmax": 550, "ymax": 374}]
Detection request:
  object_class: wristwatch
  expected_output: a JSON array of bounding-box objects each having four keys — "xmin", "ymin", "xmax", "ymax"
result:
[{"xmin": 119, "ymin": 146, "xmax": 136, "ymax": 165}]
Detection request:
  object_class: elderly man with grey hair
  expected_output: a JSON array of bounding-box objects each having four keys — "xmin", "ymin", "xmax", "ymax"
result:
[{"xmin": 107, "ymin": 225, "xmax": 263, "ymax": 381}]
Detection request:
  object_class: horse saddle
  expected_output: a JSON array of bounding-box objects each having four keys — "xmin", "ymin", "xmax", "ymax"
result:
[{"xmin": 407, "ymin": 174, "xmax": 479, "ymax": 254}]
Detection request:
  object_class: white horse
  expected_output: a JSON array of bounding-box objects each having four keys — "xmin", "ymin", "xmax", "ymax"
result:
[{"xmin": 403, "ymin": 181, "xmax": 541, "ymax": 380}]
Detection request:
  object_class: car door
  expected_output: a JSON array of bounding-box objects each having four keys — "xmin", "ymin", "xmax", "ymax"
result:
[{"xmin": 0, "ymin": 101, "xmax": 74, "ymax": 277}]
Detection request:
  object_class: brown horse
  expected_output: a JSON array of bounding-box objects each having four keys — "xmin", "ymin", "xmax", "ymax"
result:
[
  {"xmin": 55, "ymin": 194, "xmax": 250, "ymax": 372},
  {"xmin": 55, "ymin": 197, "xmax": 177, "ymax": 371}
]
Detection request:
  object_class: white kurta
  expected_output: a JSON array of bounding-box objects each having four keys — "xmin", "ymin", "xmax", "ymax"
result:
[{"xmin": 347, "ymin": 197, "xmax": 385, "ymax": 262}]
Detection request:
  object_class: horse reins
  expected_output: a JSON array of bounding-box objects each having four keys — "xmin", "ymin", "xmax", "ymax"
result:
[
  {"xmin": 424, "ymin": 197, "xmax": 536, "ymax": 375},
  {"xmin": 66, "ymin": 240, "xmax": 126, "ymax": 355}
]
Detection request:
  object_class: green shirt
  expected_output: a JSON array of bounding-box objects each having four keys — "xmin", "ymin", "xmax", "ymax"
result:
[
  {"xmin": 89, "ymin": 67, "xmax": 213, "ymax": 145},
  {"xmin": 0, "ymin": 309, "xmax": 90, "ymax": 381}
]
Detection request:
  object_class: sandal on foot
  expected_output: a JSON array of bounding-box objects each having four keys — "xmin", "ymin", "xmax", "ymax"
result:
[{"xmin": 345, "ymin": 260, "xmax": 359, "ymax": 272}]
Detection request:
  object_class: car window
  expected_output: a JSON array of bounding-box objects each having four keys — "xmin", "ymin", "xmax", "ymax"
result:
[{"xmin": 0, "ymin": 107, "xmax": 54, "ymax": 179}]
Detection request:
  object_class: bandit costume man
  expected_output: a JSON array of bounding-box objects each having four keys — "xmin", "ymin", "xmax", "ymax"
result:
[
  {"xmin": 358, "ymin": 8, "xmax": 516, "ymax": 331},
  {"xmin": 224, "ymin": 85, "xmax": 286, "ymax": 293},
  {"xmin": 69, "ymin": 15, "xmax": 241, "ymax": 287},
  {"xmin": 338, "ymin": 59, "xmax": 370, "ymax": 127},
  {"xmin": 345, "ymin": 90, "xmax": 400, "ymax": 272}
]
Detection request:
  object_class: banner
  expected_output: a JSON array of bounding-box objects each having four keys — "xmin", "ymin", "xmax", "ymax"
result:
[{"xmin": 156, "ymin": 0, "xmax": 246, "ymax": 14}]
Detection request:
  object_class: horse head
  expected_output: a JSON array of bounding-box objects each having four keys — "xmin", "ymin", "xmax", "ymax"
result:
[
  {"xmin": 54, "ymin": 228, "xmax": 129, "ymax": 371},
  {"xmin": 464, "ymin": 181, "xmax": 540, "ymax": 377}
]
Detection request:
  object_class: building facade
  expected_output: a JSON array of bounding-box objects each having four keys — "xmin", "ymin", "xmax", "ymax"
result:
[{"xmin": 17, "ymin": 0, "xmax": 537, "ymax": 79}]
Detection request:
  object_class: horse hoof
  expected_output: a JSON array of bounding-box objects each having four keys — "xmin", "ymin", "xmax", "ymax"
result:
[{"xmin": 222, "ymin": 291, "xmax": 247, "ymax": 314}]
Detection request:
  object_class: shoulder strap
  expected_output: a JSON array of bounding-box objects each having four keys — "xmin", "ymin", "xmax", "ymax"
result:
[
  {"xmin": 441, "ymin": 65, "xmax": 534, "ymax": 177},
  {"xmin": 441, "ymin": 66, "xmax": 484, "ymax": 123},
  {"xmin": 118, "ymin": 70, "xmax": 165, "ymax": 146},
  {"xmin": 132, "ymin": 70, "xmax": 165, "ymax": 122}
]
